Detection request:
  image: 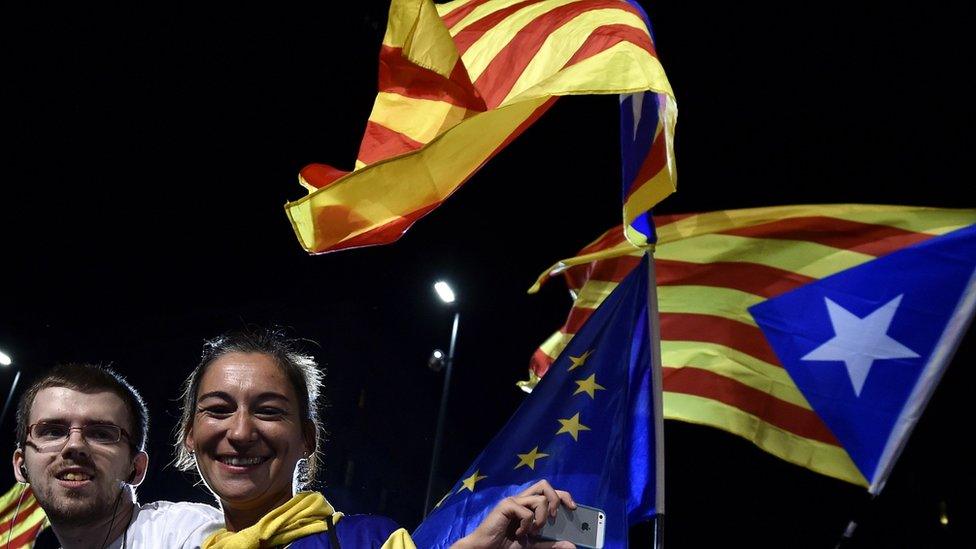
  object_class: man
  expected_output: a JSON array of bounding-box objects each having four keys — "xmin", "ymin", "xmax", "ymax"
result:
[
  {"xmin": 10, "ymin": 361, "xmax": 576, "ymax": 549},
  {"xmin": 11, "ymin": 363, "xmax": 222, "ymax": 548}
]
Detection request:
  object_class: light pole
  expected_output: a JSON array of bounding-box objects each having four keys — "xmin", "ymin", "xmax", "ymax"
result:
[
  {"xmin": 0, "ymin": 349, "xmax": 19, "ymax": 430},
  {"xmin": 424, "ymin": 281, "xmax": 459, "ymax": 517}
]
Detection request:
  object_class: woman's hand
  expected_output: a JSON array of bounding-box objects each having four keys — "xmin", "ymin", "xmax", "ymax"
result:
[{"xmin": 449, "ymin": 480, "xmax": 577, "ymax": 549}]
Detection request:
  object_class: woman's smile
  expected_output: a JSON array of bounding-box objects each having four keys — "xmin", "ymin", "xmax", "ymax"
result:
[
  {"xmin": 185, "ymin": 352, "xmax": 310, "ymax": 510},
  {"xmin": 218, "ymin": 455, "xmax": 269, "ymax": 468}
]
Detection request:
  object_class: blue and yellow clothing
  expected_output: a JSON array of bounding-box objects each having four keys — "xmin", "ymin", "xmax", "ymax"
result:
[
  {"xmin": 289, "ymin": 515, "xmax": 415, "ymax": 549},
  {"xmin": 202, "ymin": 492, "xmax": 416, "ymax": 549}
]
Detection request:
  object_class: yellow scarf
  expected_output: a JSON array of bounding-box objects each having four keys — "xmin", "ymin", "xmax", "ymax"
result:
[{"xmin": 202, "ymin": 492, "xmax": 342, "ymax": 549}]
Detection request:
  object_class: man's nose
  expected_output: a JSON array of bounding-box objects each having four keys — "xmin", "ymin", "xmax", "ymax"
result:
[{"xmin": 60, "ymin": 428, "xmax": 91, "ymax": 455}]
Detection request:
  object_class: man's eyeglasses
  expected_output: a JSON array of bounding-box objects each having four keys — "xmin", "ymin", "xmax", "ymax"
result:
[{"xmin": 27, "ymin": 421, "xmax": 131, "ymax": 452}]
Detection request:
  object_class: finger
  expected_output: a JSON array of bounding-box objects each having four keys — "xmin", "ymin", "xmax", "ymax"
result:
[
  {"xmin": 502, "ymin": 500, "xmax": 535, "ymax": 537},
  {"xmin": 511, "ymin": 495, "xmax": 549, "ymax": 529},
  {"xmin": 554, "ymin": 489, "xmax": 577, "ymax": 510},
  {"xmin": 518, "ymin": 479, "xmax": 562, "ymax": 517},
  {"xmin": 518, "ymin": 478, "xmax": 553, "ymax": 498},
  {"xmin": 532, "ymin": 495, "xmax": 548, "ymax": 529},
  {"xmin": 512, "ymin": 494, "xmax": 548, "ymax": 508},
  {"xmin": 517, "ymin": 506, "xmax": 536, "ymax": 538},
  {"xmin": 537, "ymin": 481, "xmax": 561, "ymax": 517},
  {"xmin": 529, "ymin": 541, "xmax": 576, "ymax": 549}
]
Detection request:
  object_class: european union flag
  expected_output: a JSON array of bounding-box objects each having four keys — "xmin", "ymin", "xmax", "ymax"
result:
[
  {"xmin": 413, "ymin": 256, "xmax": 661, "ymax": 548},
  {"xmin": 750, "ymin": 223, "xmax": 976, "ymax": 493}
]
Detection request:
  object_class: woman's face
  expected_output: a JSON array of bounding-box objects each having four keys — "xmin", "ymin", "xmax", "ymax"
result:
[{"xmin": 185, "ymin": 352, "xmax": 310, "ymax": 513}]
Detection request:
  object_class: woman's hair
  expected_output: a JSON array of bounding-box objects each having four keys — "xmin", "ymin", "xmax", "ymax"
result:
[{"xmin": 173, "ymin": 326, "xmax": 324, "ymax": 483}]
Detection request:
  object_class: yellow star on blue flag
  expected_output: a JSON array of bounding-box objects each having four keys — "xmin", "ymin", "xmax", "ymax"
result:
[
  {"xmin": 573, "ymin": 374, "xmax": 606, "ymax": 399},
  {"xmin": 414, "ymin": 255, "xmax": 662, "ymax": 548},
  {"xmin": 515, "ymin": 447, "xmax": 549, "ymax": 470}
]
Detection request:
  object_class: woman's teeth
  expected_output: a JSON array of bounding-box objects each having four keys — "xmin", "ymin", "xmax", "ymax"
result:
[{"xmin": 220, "ymin": 456, "xmax": 265, "ymax": 466}]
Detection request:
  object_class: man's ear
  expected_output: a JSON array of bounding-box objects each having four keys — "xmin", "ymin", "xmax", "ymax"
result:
[
  {"xmin": 12, "ymin": 448, "xmax": 27, "ymax": 484},
  {"xmin": 129, "ymin": 451, "xmax": 149, "ymax": 487}
]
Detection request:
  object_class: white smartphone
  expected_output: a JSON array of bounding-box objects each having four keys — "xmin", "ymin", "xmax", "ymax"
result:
[{"xmin": 536, "ymin": 503, "xmax": 606, "ymax": 549}]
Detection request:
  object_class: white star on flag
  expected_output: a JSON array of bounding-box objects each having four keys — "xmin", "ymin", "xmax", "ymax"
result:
[
  {"xmin": 802, "ymin": 294, "xmax": 920, "ymax": 396},
  {"xmin": 620, "ymin": 92, "xmax": 644, "ymax": 140}
]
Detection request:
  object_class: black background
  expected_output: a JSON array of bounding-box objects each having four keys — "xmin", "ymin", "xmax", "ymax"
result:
[{"xmin": 2, "ymin": 1, "xmax": 973, "ymax": 547}]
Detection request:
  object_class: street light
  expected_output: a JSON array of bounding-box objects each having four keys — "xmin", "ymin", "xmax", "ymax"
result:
[
  {"xmin": 428, "ymin": 349, "xmax": 446, "ymax": 372},
  {"xmin": 0, "ymin": 349, "xmax": 19, "ymax": 429},
  {"xmin": 433, "ymin": 281, "xmax": 456, "ymax": 304},
  {"xmin": 424, "ymin": 281, "xmax": 460, "ymax": 517}
]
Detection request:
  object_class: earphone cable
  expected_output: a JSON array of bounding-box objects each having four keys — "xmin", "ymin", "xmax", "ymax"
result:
[
  {"xmin": 99, "ymin": 486, "xmax": 125, "ymax": 549},
  {"xmin": 4, "ymin": 483, "xmax": 31, "ymax": 549}
]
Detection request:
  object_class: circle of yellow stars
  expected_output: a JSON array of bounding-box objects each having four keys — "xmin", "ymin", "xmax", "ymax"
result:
[
  {"xmin": 442, "ymin": 347, "xmax": 607, "ymax": 503},
  {"xmin": 515, "ymin": 348, "xmax": 604, "ymax": 469}
]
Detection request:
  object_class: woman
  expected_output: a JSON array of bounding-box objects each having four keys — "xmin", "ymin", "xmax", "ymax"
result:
[{"xmin": 174, "ymin": 328, "xmax": 577, "ymax": 549}]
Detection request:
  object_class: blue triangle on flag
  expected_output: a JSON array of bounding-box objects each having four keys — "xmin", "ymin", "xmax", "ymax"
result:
[{"xmin": 749, "ymin": 224, "xmax": 976, "ymax": 484}]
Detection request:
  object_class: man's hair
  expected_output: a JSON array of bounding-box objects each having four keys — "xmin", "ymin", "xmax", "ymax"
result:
[
  {"xmin": 15, "ymin": 363, "xmax": 149, "ymax": 454},
  {"xmin": 173, "ymin": 327, "xmax": 325, "ymax": 481}
]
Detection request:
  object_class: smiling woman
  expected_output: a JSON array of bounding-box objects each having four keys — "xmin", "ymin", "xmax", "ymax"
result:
[
  {"xmin": 171, "ymin": 328, "xmax": 420, "ymax": 548},
  {"xmin": 172, "ymin": 328, "xmax": 579, "ymax": 549},
  {"xmin": 186, "ymin": 352, "xmax": 313, "ymax": 531},
  {"xmin": 174, "ymin": 329, "xmax": 322, "ymax": 507}
]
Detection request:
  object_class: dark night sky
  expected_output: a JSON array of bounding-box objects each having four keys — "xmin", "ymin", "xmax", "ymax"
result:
[{"xmin": 2, "ymin": 2, "xmax": 973, "ymax": 547}]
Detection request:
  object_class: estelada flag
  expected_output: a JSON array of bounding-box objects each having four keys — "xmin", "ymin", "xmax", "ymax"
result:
[{"xmin": 528, "ymin": 204, "xmax": 976, "ymax": 487}]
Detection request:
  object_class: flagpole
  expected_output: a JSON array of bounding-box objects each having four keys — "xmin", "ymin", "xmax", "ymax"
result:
[
  {"xmin": 834, "ymin": 518, "xmax": 859, "ymax": 549},
  {"xmin": 0, "ymin": 367, "xmax": 21, "ymax": 430},
  {"xmin": 645, "ymin": 248, "xmax": 665, "ymax": 549},
  {"xmin": 833, "ymin": 493, "xmax": 875, "ymax": 548},
  {"xmin": 653, "ymin": 517, "xmax": 665, "ymax": 549},
  {"xmin": 424, "ymin": 311, "xmax": 460, "ymax": 517}
]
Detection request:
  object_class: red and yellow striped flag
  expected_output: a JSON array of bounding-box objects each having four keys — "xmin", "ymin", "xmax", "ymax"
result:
[
  {"xmin": 0, "ymin": 485, "xmax": 49, "ymax": 548},
  {"xmin": 288, "ymin": 0, "xmax": 675, "ymax": 253},
  {"xmin": 526, "ymin": 204, "xmax": 976, "ymax": 485}
]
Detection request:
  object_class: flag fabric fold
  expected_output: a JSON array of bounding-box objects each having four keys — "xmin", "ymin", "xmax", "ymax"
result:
[
  {"xmin": 288, "ymin": 0, "xmax": 675, "ymax": 253},
  {"xmin": 527, "ymin": 204, "xmax": 976, "ymax": 487},
  {"xmin": 413, "ymin": 255, "xmax": 660, "ymax": 548},
  {"xmin": 0, "ymin": 485, "xmax": 49, "ymax": 548}
]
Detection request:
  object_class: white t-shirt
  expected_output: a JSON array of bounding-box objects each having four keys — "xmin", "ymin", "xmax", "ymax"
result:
[{"xmin": 104, "ymin": 500, "xmax": 223, "ymax": 549}]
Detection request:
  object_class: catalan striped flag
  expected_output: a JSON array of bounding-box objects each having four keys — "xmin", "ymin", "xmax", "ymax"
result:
[
  {"xmin": 0, "ymin": 485, "xmax": 49, "ymax": 548},
  {"xmin": 526, "ymin": 204, "xmax": 976, "ymax": 486},
  {"xmin": 619, "ymin": 2, "xmax": 676, "ymax": 247},
  {"xmin": 287, "ymin": 0, "xmax": 676, "ymax": 254}
]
